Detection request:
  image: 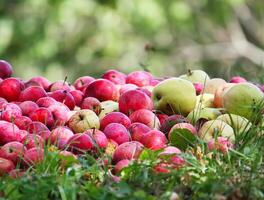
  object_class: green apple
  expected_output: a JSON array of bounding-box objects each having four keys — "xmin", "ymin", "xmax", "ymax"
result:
[
  {"xmin": 179, "ymin": 69, "xmax": 210, "ymax": 84},
  {"xmin": 195, "ymin": 93, "xmax": 214, "ymax": 109},
  {"xmin": 187, "ymin": 107, "xmax": 222, "ymax": 124},
  {"xmin": 99, "ymin": 100, "xmax": 119, "ymax": 119},
  {"xmin": 198, "ymin": 119, "xmax": 235, "ymax": 142},
  {"xmin": 152, "ymin": 78, "xmax": 196, "ymax": 116},
  {"xmin": 203, "ymin": 78, "xmax": 226, "ymax": 94},
  {"xmin": 222, "ymin": 83, "xmax": 264, "ymax": 120}
]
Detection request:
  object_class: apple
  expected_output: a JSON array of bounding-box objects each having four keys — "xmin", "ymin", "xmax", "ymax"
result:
[
  {"xmin": 193, "ymin": 83, "xmax": 203, "ymax": 95},
  {"xmin": 27, "ymin": 121, "xmax": 49, "ymax": 134},
  {"xmin": 49, "ymin": 90, "xmax": 75, "ymax": 110},
  {"xmin": 0, "ymin": 60, "xmax": 13, "ymax": 79},
  {"xmin": 69, "ymin": 90, "xmax": 83, "ymax": 107},
  {"xmin": 99, "ymin": 100, "xmax": 119, "ymax": 119},
  {"xmin": 119, "ymin": 83, "xmax": 138, "ymax": 96},
  {"xmin": 150, "ymin": 79, "xmax": 160, "ymax": 86},
  {"xmin": 169, "ymin": 123, "xmax": 197, "ymax": 137},
  {"xmin": 102, "ymin": 69, "xmax": 127, "ymax": 85},
  {"xmin": 140, "ymin": 130, "xmax": 167, "ymax": 150},
  {"xmin": 49, "ymin": 80, "xmax": 71, "ymax": 92},
  {"xmin": 24, "ymin": 147, "xmax": 44, "ymax": 166},
  {"xmin": 19, "ymin": 101, "xmax": 39, "ymax": 116},
  {"xmin": 85, "ymin": 79, "xmax": 120, "ymax": 102},
  {"xmin": 214, "ymin": 83, "xmax": 235, "ymax": 108},
  {"xmin": 0, "ymin": 157, "xmax": 15, "ymax": 176},
  {"xmin": 198, "ymin": 120, "xmax": 235, "ymax": 142},
  {"xmin": 119, "ymin": 90, "xmax": 153, "ymax": 116},
  {"xmin": 113, "ymin": 159, "xmax": 131, "ymax": 174},
  {"xmin": 19, "ymin": 86, "xmax": 47, "ymax": 102},
  {"xmin": 84, "ymin": 129, "xmax": 108, "ymax": 149},
  {"xmin": 73, "ymin": 76, "xmax": 95, "ymax": 92},
  {"xmin": 81, "ymin": 97, "xmax": 101, "ymax": 115},
  {"xmin": 156, "ymin": 114, "xmax": 169, "ymax": 127},
  {"xmin": 208, "ymin": 137, "xmax": 234, "ymax": 154},
  {"xmin": 0, "ymin": 120, "xmax": 21, "ymax": 144},
  {"xmin": 129, "ymin": 109, "xmax": 160, "ymax": 129},
  {"xmin": 105, "ymin": 139, "xmax": 119, "ymax": 156},
  {"xmin": 29, "ymin": 107, "xmax": 54, "ymax": 128},
  {"xmin": 0, "ymin": 142, "xmax": 26, "ymax": 164},
  {"xmin": 152, "ymin": 78, "xmax": 196, "ymax": 116},
  {"xmin": 222, "ymin": 83, "xmax": 264, "ymax": 120},
  {"xmin": 103, "ymin": 123, "xmax": 130, "ymax": 145},
  {"xmin": 203, "ymin": 78, "xmax": 226, "ymax": 94},
  {"xmin": 229, "ymin": 76, "xmax": 247, "ymax": 83},
  {"xmin": 136, "ymin": 87, "xmax": 152, "ymax": 98},
  {"xmin": 68, "ymin": 109, "xmax": 100, "ymax": 133},
  {"xmin": 112, "ymin": 141, "xmax": 143, "ymax": 164},
  {"xmin": 28, "ymin": 76, "xmax": 51, "ymax": 91},
  {"xmin": 58, "ymin": 150, "xmax": 78, "ymax": 168},
  {"xmin": 36, "ymin": 97, "xmax": 57, "ymax": 108},
  {"xmin": 13, "ymin": 116, "xmax": 32, "ymax": 130},
  {"xmin": 100, "ymin": 112, "xmax": 131, "ymax": 130},
  {"xmin": 21, "ymin": 134, "xmax": 45, "ymax": 149},
  {"xmin": 128, "ymin": 122, "xmax": 151, "ymax": 142},
  {"xmin": 1, "ymin": 103, "xmax": 22, "ymax": 122},
  {"xmin": 50, "ymin": 126, "xmax": 74, "ymax": 149},
  {"xmin": 187, "ymin": 108, "xmax": 221, "ymax": 124},
  {"xmin": 48, "ymin": 103, "xmax": 69, "ymax": 127},
  {"xmin": 195, "ymin": 93, "xmax": 215, "ymax": 109},
  {"xmin": 160, "ymin": 115, "xmax": 189, "ymax": 135},
  {"xmin": 179, "ymin": 69, "xmax": 210, "ymax": 84},
  {"xmin": 0, "ymin": 78, "xmax": 25, "ymax": 102},
  {"xmin": 9, "ymin": 169, "xmax": 26, "ymax": 179},
  {"xmin": 126, "ymin": 71, "xmax": 153, "ymax": 87},
  {"xmin": 67, "ymin": 133, "xmax": 94, "ymax": 153}
]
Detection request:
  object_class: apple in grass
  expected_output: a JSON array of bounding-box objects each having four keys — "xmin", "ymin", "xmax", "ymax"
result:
[
  {"xmin": 81, "ymin": 97, "xmax": 101, "ymax": 115},
  {"xmin": 84, "ymin": 129, "xmax": 108, "ymax": 149},
  {"xmin": 0, "ymin": 60, "xmax": 13, "ymax": 79},
  {"xmin": 119, "ymin": 83, "xmax": 138, "ymax": 96},
  {"xmin": 141, "ymin": 130, "xmax": 167, "ymax": 150},
  {"xmin": 49, "ymin": 80, "xmax": 71, "ymax": 92},
  {"xmin": 208, "ymin": 137, "xmax": 234, "ymax": 154},
  {"xmin": 36, "ymin": 97, "xmax": 57, "ymax": 108},
  {"xmin": 27, "ymin": 121, "xmax": 49, "ymax": 134},
  {"xmin": 85, "ymin": 79, "xmax": 120, "ymax": 102},
  {"xmin": 100, "ymin": 112, "xmax": 131, "ymax": 130},
  {"xmin": 203, "ymin": 78, "xmax": 227, "ymax": 94},
  {"xmin": 103, "ymin": 123, "xmax": 130, "ymax": 145},
  {"xmin": 152, "ymin": 78, "xmax": 196, "ymax": 116},
  {"xmin": 119, "ymin": 90, "xmax": 153, "ymax": 116},
  {"xmin": 19, "ymin": 86, "xmax": 47, "ymax": 102},
  {"xmin": 73, "ymin": 76, "xmax": 95, "ymax": 92},
  {"xmin": 0, "ymin": 158, "xmax": 15, "ymax": 176},
  {"xmin": 1, "ymin": 103, "xmax": 22, "ymax": 122},
  {"xmin": 50, "ymin": 126, "xmax": 74, "ymax": 149},
  {"xmin": 160, "ymin": 115, "xmax": 189, "ymax": 135},
  {"xmin": 128, "ymin": 122, "xmax": 151, "ymax": 142},
  {"xmin": 187, "ymin": 107, "xmax": 221, "ymax": 124},
  {"xmin": 193, "ymin": 83, "xmax": 203, "ymax": 95},
  {"xmin": 129, "ymin": 109, "xmax": 160, "ymax": 129},
  {"xmin": 156, "ymin": 114, "xmax": 169, "ymax": 127},
  {"xmin": 19, "ymin": 101, "xmax": 39, "ymax": 116},
  {"xmin": 48, "ymin": 103, "xmax": 69, "ymax": 127},
  {"xmin": 13, "ymin": 116, "xmax": 32, "ymax": 130},
  {"xmin": 28, "ymin": 76, "xmax": 51, "ymax": 91},
  {"xmin": 29, "ymin": 107, "xmax": 54, "ymax": 128},
  {"xmin": 0, "ymin": 78, "xmax": 25, "ymax": 102},
  {"xmin": 24, "ymin": 147, "xmax": 44, "ymax": 166},
  {"xmin": 126, "ymin": 71, "xmax": 153, "ymax": 87},
  {"xmin": 69, "ymin": 90, "xmax": 84, "ymax": 107},
  {"xmin": 99, "ymin": 100, "xmax": 119, "ymax": 119},
  {"xmin": 112, "ymin": 141, "xmax": 143, "ymax": 164},
  {"xmin": 48, "ymin": 90, "xmax": 75, "ymax": 110},
  {"xmin": 21, "ymin": 134, "xmax": 45, "ymax": 149},
  {"xmin": 179, "ymin": 69, "xmax": 210, "ymax": 84},
  {"xmin": 214, "ymin": 83, "xmax": 235, "ymax": 108},
  {"xmin": 229, "ymin": 76, "xmax": 247, "ymax": 83},
  {"xmin": 0, "ymin": 142, "xmax": 26, "ymax": 164},
  {"xmin": 68, "ymin": 109, "xmax": 100, "ymax": 133},
  {"xmin": 67, "ymin": 133, "xmax": 94, "ymax": 153},
  {"xmin": 102, "ymin": 69, "xmax": 127, "ymax": 85},
  {"xmin": 195, "ymin": 93, "xmax": 215, "ymax": 109},
  {"xmin": 113, "ymin": 159, "xmax": 131, "ymax": 174},
  {"xmin": 0, "ymin": 121, "xmax": 21, "ymax": 145}
]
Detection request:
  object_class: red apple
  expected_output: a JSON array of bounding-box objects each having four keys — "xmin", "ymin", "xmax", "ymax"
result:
[
  {"xmin": 229, "ymin": 76, "xmax": 247, "ymax": 83},
  {"xmin": 118, "ymin": 90, "xmax": 153, "ymax": 115},
  {"xmin": 29, "ymin": 107, "xmax": 54, "ymax": 128},
  {"xmin": 48, "ymin": 103, "xmax": 69, "ymax": 127},
  {"xmin": 0, "ymin": 120, "xmax": 21, "ymax": 144},
  {"xmin": 100, "ymin": 112, "xmax": 131, "ymax": 131},
  {"xmin": 17, "ymin": 130, "xmax": 29, "ymax": 142},
  {"xmin": 141, "ymin": 130, "xmax": 167, "ymax": 150},
  {"xmin": 0, "ymin": 142, "xmax": 26, "ymax": 164},
  {"xmin": 160, "ymin": 115, "xmax": 189, "ymax": 135},
  {"xmin": 150, "ymin": 79, "xmax": 160, "ymax": 86},
  {"xmin": 19, "ymin": 101, "xmax": 39, "ymax": 116},
  {"xmin": 24, "ymin": 147, "xmax": 44, "ymax": 166},
  {"xmin": 102, "ymin": 70, "xmax": 126, "ymax": 85},
  {"xmin": 13, "ymin": 115, "xmax": 32, "ymax": 130},
  {"xmin": 103, "ymin": 123, "xmax": 130, "ymax": 145},
  {"xmin": 28, "ymin": 76, "xmax": 50, "ymax": 91},
  {"xmin": 126, "ymin": 71, "xmax": 153, "ymax": 87},
  {"xmin": 156, "ymin": 114, "xmax": 169, "ymax": 127},
  {"xmin": 129, "ymin": 109, "xmax": 160, "ymax": 129},
  {"xmin": 0, "ymin": 60, "xmax": 13, "ymax": 79},
  {"xmin": 36, "ymin": 97, "xmax": 57, "ymax": 108},
  {"xmin": 67, "ymin": 133, "xmax": 94, "ymax": 153},
  {"xmin": 0, "ymin": 157, "xmax": 15, "ymax": 176},
  {"xmin": 136, "ymin": 87, "xmax": 152, "ymax": 97},
  {"xmin": 49, "ymin": 90, "xmax": 75, "ymax": 110},
  {"xmin": 84, "ymin": 129, "xmax": 108, "ymax": 149},
  {"xmin": 1, "ymin": 103, "xmax": 22, "ymax": 122},
  {"xmin": 112, "ymin": 141, "xmax": 143, "ymax": 164},
  {"xmin": 85, "ymin": 79, "xmax": 119, "ymax": 102},
  {"xmin": 69, "ymin": 90, "xmax": 83, "ymax": 107},
  {"xmin": 19, "ymin": 86, "xmax": 47, "ymax": 102},
  {"xmin": 0, "ymin": 78, "xmax": 24, "ymax": 102},
  {"xmin": 21, "ymin": 134, "xmax": 44, "ymax": 149},
  {"xmin": 73, "ymin": 76, "xmax": 95, "ymax": 92},
  {"xmin": 119, "ymin": 83, "xmax": 138, "ymax": 96},
  {"xmin": 50, "ymin": 126, "xmax": 74, "ymax": 149},
  {"xmin": 208, "ymin": 137, "xmax": 234, "ymax": 154},
  {"xmin": 193, "ymin": 82, "xmax": 203, "ymax": 95},
  {"xmin": 49, "ymin": 80, "xmax": 71, "ymax": 92},
  {"xmin": 113, "ymin": 159, "xmax": 131, "ymax": 174},
  {"xmin": 128, "ymin": 122, "xmax": 151, "ymax": 142},
  {"xmin": 81, "ymin": 97, "xmax": 101, "ymax": 115},
  {"xmin": 168, "ymin": 123, "xmax": 197, "ymax": 141},
  {"xmin": 27, "ymin": 121, "xmax": 49, "ymax": 134}
]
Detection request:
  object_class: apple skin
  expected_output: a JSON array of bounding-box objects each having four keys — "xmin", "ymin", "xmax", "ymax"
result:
[
  {"xmin": 81, "ymin": 97, "xmax": 102, "ymax": 115},
  {"xmin": 1, "ymin": 103, "xmax": 22, "ymax": 122},
  {"xmin": 203, "ymin": 78, "xmax": 226, "ymax": 94},
  {"xmin": 0, "ymin": 142, "xmax": 26, "ymax": 164},
  {"xmin": 50, "ymin": 126, "xmax": 74, "ymax": 149},
  {"xmin": 73, "ymin": 76, "xmax": 95, "ymax": 92},
  {"xmin": 141, "ymin": 130, "xmax": 167, "ymax": 150},
  {"xmin": 19, "ymin": 101, "xmax": 39, "ymax": 116},
  {"xmin": 222, "ymin": 83, "xmax": 264, "ymax": 120},
  {"xmin": 13, "ymin": 116, "xmax": 32, "ymax": 130},
  {"xmin": 102, "ymin": 69, "xmax": 127, "ymax": 85},
  {"xmin": 119, "ymin": 84, "xmax": 138, "ymax": 96},
  {"xmin": 112, "ymin": 141, "xmax": 143, "ymax": 164},
  {"xmin": 67, "ymin": 133, "xmax": 94, "ymax": 153},
  {"xmin": 113, "ymin": 159, "xmax": 131, "ymax": 174},
  {"xmin": 21, "ymin": 134, "xmax": 45, "ymax": 149},
  {"xmin": 0, "ymin": 157, "xmax": 15, "ymax": 176},
  {"xmin": 84, "ymin": 129, "xmax": 108, "ymax": 149},
  {"xmin": 129, "ymin": 109, "xmax": 160, "ymax": 129},
  {"xmin": 128, "ymin": 122, "xmax": 151, "ymax": 142},
  {"xmin": 169, "ymin": 123, "xmax": 197, "ymax": 136},
  {"xmin": 100, "ymin": 112, "xmax": 131, "ymax": 131},
  {"xmin": 208, "ymin": 137, "xmax": 234, "ymax": 154},
  {"xmin": 0, "ymin": 60, "xmax": 13, "ymax": 79},
  {"xmin": 229, "ymin": 76, "xmax": 247, "ymax": 84},
  {"xmin": 0, "ymin": 78, "xmax": 25, "ymax": 102},
  {"xmin": 119, "ymin": 90, "xmax": 153, "ymax": 116},
  {"xmin": 214, "ymin": 83, "xmax": 235, "ymax": 108},
  {"xmin": 29, "ymin": 107, "xmax": 55, "ymax": 128},
  {"xmin": 195, "ymin": 93, "xmax": 215, "ymax": 109},
  {"xmin": 103, "ymin": 123, "xmax": 130, "ymax": 145},
  {"xmin": 187, "ymin": 108, "xmax": 221, "ymax": 124},
  {"xmin": 156, "ymin": 114, "xmax": 169, "ymax": 127},
  {"xmin": 27, "ymin": 121, "xmax": 49, "ymax": 134},
  {"xmin": 48, "ymin": 103, "xmax": 69, "ymax": 127},
  {"xmin": 99, "ymin": 100, "xmax": 119, "ymax": 119},
  {"xmin": 152, "ymin": 78, "xmax": 196, "ymax": 116},
  {"xmin": 150, "ymin": 79, "xmax": 160, "ymax": 86},
  {"xmin": 49, "ymin": 90, "xmax": 75, "ymax": 110},
  {"xmin": 49, "ymin": 80, "xmax": 71, "ymax": 92},
  {"xmin": 69, "ymin": 90, "xmax": 84, "ymax": 107},
  {"xmin": 68, "ymin": 109, "xmax": 100, "ymax": 133},
  {"xmin": 160, "ymin": 115, "xmax": 189, "ymax": 135},
  {"xmin": 136, "ymin": 87, "xmax": 152, "ymax": 98},
  {"xmin": 0, "ymin": 120, "xmax": 21, "ymax": 145},
  {"xmin": 179, "ymin": 70, "xmax": 210, "ymax": 84},
  {"xmin": 24, "ymin": 147, "xmax": 44, "ymax": 166},
  {"xmin": 85, "ymin": 79, "xmax": 120, "ymax": 102},
  {"xmin": 19, "ymin": 86, "xmax": 47, "ymax": 102},
  {"xmin": 126, "ymin": 71, "xmax": 153, "ymax": 87},
  {"xmin": 28, "ymin": 76, "xmax": 51, "ymax": 91},
  {"xmin": 193, "ymin": 83, "xmax": 203, "ymax": 95},
  {"xmin": 36, "ymin": 97, "xmax": 57, "ymax": 108}
]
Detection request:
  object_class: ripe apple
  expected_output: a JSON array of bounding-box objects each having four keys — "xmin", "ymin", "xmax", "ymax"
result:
[
  {"xmin": 21, "ymin": 134, "xmax": 45, "ymax": 149},
  {"xmin": 0, "ymin": 157, "xmax": 15, "ymax": 176},
  {"xmin": 119, "ymin": 83, "xmax": 138, "ymax": 96},
  {"xmin": 58, "ymin": 150, "xmax": 78, "ymax": 168},
  {"xmin": 0, "ymin": 120, "xmax": 21, "ymax": 145},
  {"xmin": 0, "ymin": 142, "xmax": 26, "ymax": 164},
  {"xmin": 20, "ymin": 86, "xmax": 47, "ymax": 102},
  {"xmin": 222, "ymin": 83, "xmax": 264, "ymax": 120},
  {"xmin": 28, "ymin": 76, "xmax": 51, "ymax": 91},
  {"xmin": 152, "ymin": 78, "xmax": 196, "ymax": 116},
  {"xmin": 1, "ymin": 103, "xmax": 22, "ymax": 122},
  {"xmin": 103, "ymin": 123, "xmax": 130, "ymax": 145},
  {"xmin": 13, "ymin": 115, "xmax": 32, "ymax": 130},
  {"xmin": 24, "ymin": 147, "xmax": 44, "ymax": 166},
  {"xmin": 100, "ymin": 112, "xmax": 131, "ymax": 130},
  {"xmin": 119, "ymin": 90, "xmax": 153, "ymax": 116},
  {"xmin": 102, "ymin": 69, "xmax": 127, "ymax": 85},
  {"xmin": 187, "ymin": 107, "xmax": 221, "ymax": 124},
  {"xmin": 208, "ymin": 137, "xmax": 234, "ymax": 154},
  {"xmin": 68, "ymin": 109, "xmax": 100, "ymax": 133},
  {"xmin": 126, "ymin": 71, "xmax": 153, "ymax": 87},
  {"xmin": 214, "ymin": 83, "xmax": 235, "ymax": 108},
  {"xmin": 112, "ymin": 141, "xmax": 143, "ymax": 164},
  {"xmin": 141, "ymin": 130, "xmax": 167, "ymax": 150},
  {"xmin": 0, "ymin": 60, "xmax": 13, "ymax": 79},
  {"xmin": 27, "ymin": 121, "xmax": 49, "ymax": 134},
  {"xmin": 0, "ymin": 78, "xmax": 25, "ymax": 102},
  {"xmin": 98, "ymin": 100, "xmax": 119, "ymax": 119},
  {"xmin": 128, "ymin": 122, "xmax": 151, "ymax": 142},
  {"xmin": 129, "ymin": 109, "xmax": 160, "ymax": 129},
  {"xmin": 84, "ymin": 129, "xmax": 108, "ymax": 149},
  {"xmin": 195, "ymin": 93, "xmax": 215, "ymax": 109},
  {"xmin": 203, "ymin": 78, "xmax": 226, "ymax": 94},
  {"xmin": 113, "ymin": 159, "xmax": 131, "ymax": 174},
  {"xmin": 156, "ymin": 114, "xmax": 169, "ymax": 127},
  {"xmin": 19, "ymin": 101, "xmax": 39, "ymax": 116},
  {"xmin": 229, "ymin": 76, "xmax": 247, "ymax": 83},
  {"xmin": 50, "ymin": 126, "xmax": 74, "ymax": 149},
  {"xmin": 49, "ymin": 80, "xmax": 71, "ymax": 92},
  {"xmin": 69, "ymin": 90, "xmax": 84, "ymax": 107},
  {"xmin": 29, "ymin": 107, "xmax": 54, "ymax": 128},
  {"xmin": 67, "ymin": 133, "xmax": 94, "ymax": 153},
  {"xmin": 48, "ymin": 103, "xmax": 69, "ymax": 127},
  {"xmin": 160, "ymin": 115, "xmax": 189, "ymax": 135},
  {"xmin": 49, "ymin": 90, "xmax": 75, "ymax": 110},
  {"xmin": 179, "ymin": 69, "xmax": 210, "ymax": 84},
  {"xmin": 81, "ymin": 97, "xmax": 101, "ymax": 115},
  {"xmin": 193, "ymin": 83, "xmax": 203, "ymax": 95},
  {"xmin": 73, "ymin": 76, "xmax": 95, "ymax": 92},
  {"xmin": 36, "ymin": 97, "xmax": 57, "ymax": 108}
]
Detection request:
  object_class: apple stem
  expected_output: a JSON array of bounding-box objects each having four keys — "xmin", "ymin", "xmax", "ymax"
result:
[{"xmin": 187, "ymin": 69, "xmax": 193, "ymax": 76}]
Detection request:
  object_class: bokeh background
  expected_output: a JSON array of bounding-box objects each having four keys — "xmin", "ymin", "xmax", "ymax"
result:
[{"xmin": 0, "ymin": 0, "xmax": 264, "ymax": 83}]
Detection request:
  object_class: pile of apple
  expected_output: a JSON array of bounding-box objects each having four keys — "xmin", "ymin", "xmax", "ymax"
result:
[{"xmin": 0, "ymin": 60, "xmax": 263, "ymax": 177}]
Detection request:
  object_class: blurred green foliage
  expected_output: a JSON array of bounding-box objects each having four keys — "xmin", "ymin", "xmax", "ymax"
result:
[{"xmin": 0, "ymin": 0, "xmax": 264, "ymax": 82}]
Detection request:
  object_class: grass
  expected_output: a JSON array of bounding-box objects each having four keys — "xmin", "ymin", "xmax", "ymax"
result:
[{"xmin": 1, "ymin": 103, "xmax": 264, "ymax": 200}]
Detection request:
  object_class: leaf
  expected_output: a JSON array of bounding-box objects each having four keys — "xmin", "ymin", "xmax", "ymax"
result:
[{"xmin": 169, "ymin": 129, "xmax": 197, "ymax": 150}]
